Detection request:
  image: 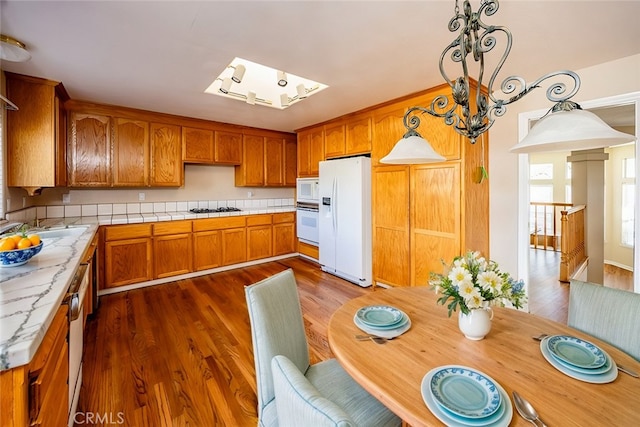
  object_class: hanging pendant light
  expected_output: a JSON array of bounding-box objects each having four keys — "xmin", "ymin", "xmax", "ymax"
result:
[
  {"xmin": 380, "ymin": 134, "xmax": 445, "ymax": 164},
  {"xmin": 510, "ymin": 101, "xmax": 636, "ymax": 153},
  {"xmin": 381, "ymin": 0, "xmax": 635, "ymax": 164}
]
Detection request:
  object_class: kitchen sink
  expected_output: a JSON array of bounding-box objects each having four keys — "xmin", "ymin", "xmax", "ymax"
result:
[{"xmin": 32, "ymin": 225, "xmax": 90, "ymax": 239}]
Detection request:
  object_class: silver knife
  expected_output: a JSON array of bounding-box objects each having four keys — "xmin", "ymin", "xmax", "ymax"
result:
[{"xmin": 617, "ymin": 364, "xmax": 639, "ymax": 378}]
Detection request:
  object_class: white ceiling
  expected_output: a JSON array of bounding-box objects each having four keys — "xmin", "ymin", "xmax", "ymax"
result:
[{"xmin": 1, "ymin": 0, "xmax": 639, "ymax": 133}]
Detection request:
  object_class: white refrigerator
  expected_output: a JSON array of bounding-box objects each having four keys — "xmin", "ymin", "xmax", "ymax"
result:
[{"xmin": 319, "ymin": 156, "xmax": 372, "ymax": 287}]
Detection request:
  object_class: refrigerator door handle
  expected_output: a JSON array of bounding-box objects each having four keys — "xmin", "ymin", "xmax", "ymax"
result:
[{"xmin": 332, "ymin": 177, "xmax": 338, "ymax": 235}]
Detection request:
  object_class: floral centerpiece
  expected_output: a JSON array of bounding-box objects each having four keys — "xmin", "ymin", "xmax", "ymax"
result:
[{"xmin": 429, "ymin": 251, "xmax": 526, "ymax": 317}]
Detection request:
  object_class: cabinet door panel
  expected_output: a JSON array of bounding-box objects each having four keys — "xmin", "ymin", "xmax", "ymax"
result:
[
  {"xmin": 324, "ymin": 123, "xmax": 345, "ymax": 159},
  {"xmin": 223, "ymin": 228, "xmax": 247, "ymax": 265},
  {"xmin": 113, "ymin": 118, "xmax": 149, "ymax": 186},
  {"xmin": 413, "ymin": 93, "xmax": 461, "ymax": 160},
  {"xmin": 284, "ymin": 137, "xmax": 297, "ymax": 186},
  {"xmin": 69, "ymin": 113, "xmax": 111, "ymax": 186},
  {"xmin": 154, "ymin": 234, "xmax": 192, "ymax": 278},
  {"xmin": 183, "ymin": 127, "xmax": 214, "ymax": 163},
  {"xmin": 372, "ymin": 166, "xmax": 410, "ymax": 287},
  {"xmin": 150, "ymin": 123, "xmax": 182, "ymax": 186},
  {"xmin": 411, "ymin": 164, "xmax": 461, "ymax": 286},
  {"xmin": 193, "ymin": 231, "xmax": 223, "ymax": 271},
  {"xmin": 6, "ymin": 74, "xmax": 62, "ymax": 191},
  {"xmin": 238, "ymin": 135, "xmax": 265, "ymax": 186},
  {"xmin": 215, "ymin": 131, "xmax": 242, "ymax": 164},
  {"xmin": 247, "ymin": 226, "xmax": 272, "ymax": 260},
  {"xmin": 346, "ymin": 115, "xmax": 372, "ymax": 155},
  {"xmin": 264, "ymin": 137, "xmax": 284, "ymax": 186},
  {"xmin": 372, "ymin": 104, "xmax": 407, "ymax": 166},
  {"xmin": 297, "ymin": 132, "xmax": 311, "ymax": 177},
  {"xmin": 309, "ymin": 129, "xmax": 324, "ymax": 176},
  {"xmin": 273, "ymin": 222, "xmax": 295, "ymax": 256},
  {"xmin": 105, "ymin": 238, "xmax": 152, "ymax": 288}
]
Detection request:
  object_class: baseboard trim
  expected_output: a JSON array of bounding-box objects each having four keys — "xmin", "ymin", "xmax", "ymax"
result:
[{"xmin": 98, "ymin": 253, "xmax": 299, "ymax": 296}]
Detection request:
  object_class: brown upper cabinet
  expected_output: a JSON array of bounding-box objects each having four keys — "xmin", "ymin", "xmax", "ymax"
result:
[
  {"xmin": 113, "ymin": 118, "xmax": 149, "ymax": 186},
  {"xmin": 67, "ymin": 107, "xmax": 183, "ymax": 188},
  {"xmin": 150, "ymin": 122, "xmax": 183, "ymax": 187},
  {"xmin": 297, "ymin": 126, "xmax": 324, "ymax": 177},
  {"xmin": 68, "ymin": 112, "xmax": 112, "ymax": 187},
  {"xmin": 182, "ymin": 127, "xmax": 242, "ymax": 165},
  {"xmin": 324, "ymin": 121, "xmax": 346, "ymax": 159},
  {"xmin": 235, "ymin": 131, "xmax": 297, "ymax": 187},
  {"xmin": 5, "ymin": 72, "xmax": 69, "ymax": 195},
  {"xmin": 345, "ymin": 114, "xmax": 372, "ymax": 156},
  {"xmin": 322, "ymin": 114, "xmax": 372, "ymax": 160}
]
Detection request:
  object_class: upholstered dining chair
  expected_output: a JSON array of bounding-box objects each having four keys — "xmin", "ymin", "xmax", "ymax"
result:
[
  {"xmin": 245, "ymin": 269, "xmax": 400, "ymax": 427},
  {"xmin": 568, "ymin": 279, "xmax": 640, "ymax": 361}
]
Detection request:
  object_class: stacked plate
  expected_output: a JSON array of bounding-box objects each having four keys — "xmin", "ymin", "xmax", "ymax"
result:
[
  {"xmin": 353, "ymin": 305, "xmax": 411, "ymax": 339},
  {"xmin": 421, "ymin": 365, "xmax": 513, "ymax": 426},
  {"xmin": 540, "ymin": 335, "xmax": 618, "ymax": 383}
]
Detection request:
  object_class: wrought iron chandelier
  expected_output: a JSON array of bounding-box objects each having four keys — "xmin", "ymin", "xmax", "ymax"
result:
[{"xmin": 381, "ymin": 0, "xmax": 634, "ymax": 164}]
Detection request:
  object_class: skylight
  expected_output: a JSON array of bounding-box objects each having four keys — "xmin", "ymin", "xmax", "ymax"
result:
[{"xmin": 205, "ymin": 57, "xmax": 328, "ymax": 110}]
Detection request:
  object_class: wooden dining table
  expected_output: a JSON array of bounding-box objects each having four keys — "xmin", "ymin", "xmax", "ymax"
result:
[{"xmin": 327, "ymin": 287, "xmax": 640, "ymax": 426}]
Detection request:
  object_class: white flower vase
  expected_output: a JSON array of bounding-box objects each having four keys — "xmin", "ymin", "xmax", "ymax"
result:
[{"xmin": 458, "ymin": 308, "xmax": 494, "ymax": 340}]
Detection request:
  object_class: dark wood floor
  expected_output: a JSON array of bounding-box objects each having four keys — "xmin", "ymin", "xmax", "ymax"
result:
[{"xmin": 78, "ymin": 252, "xmax": 633, "ymax": 426}]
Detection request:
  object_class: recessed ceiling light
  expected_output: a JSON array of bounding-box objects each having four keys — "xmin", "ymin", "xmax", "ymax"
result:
[{"xmin": 205, "ymin": 57, "xmax": 328, "ymax": 109}]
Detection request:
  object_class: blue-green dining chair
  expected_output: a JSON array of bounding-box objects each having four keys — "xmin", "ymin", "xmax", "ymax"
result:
[
  {"xmin": 245, "ymin": 269, "xmax": 400, "ymax": 427},
  {"xmin": 568, "ymin": 279, "xmax": 640, "ymax": 361}
]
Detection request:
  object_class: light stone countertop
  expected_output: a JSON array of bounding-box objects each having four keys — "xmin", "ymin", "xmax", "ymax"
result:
[
  {"xmin": 0, "ymin": 224, "xmax": 98, "ymax": 371},
  {"xmin": 0, "ymin": 206, "xmax": 296, "ymax": 371}
]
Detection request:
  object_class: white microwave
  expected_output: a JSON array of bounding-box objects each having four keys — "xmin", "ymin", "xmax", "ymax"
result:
[{"xmin": 296, "ymin": 178, "xmax": 319, "ymax": 203}]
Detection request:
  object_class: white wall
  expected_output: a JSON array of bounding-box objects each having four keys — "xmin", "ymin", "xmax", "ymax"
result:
[{"xmin": 489, "ymin": 54, "xmax": 640, "ymax": 282}]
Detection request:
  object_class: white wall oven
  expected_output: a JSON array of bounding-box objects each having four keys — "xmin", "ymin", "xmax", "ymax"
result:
[{"xmin": 296, "ymin": 178, "xmax": 319, "ymax": 246}]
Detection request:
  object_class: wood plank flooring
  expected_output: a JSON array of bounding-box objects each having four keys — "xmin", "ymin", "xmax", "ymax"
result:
[
  {"xmin": 78, "ymin": 257, "xmax": 368, "ymax": 426},
  {"xmin": 527, "ymin": 248, "xmax": 634, "ymax": 324},
  {"xmin": 78, "ymin": 252, "xmax": 633, "ymax": 426}
]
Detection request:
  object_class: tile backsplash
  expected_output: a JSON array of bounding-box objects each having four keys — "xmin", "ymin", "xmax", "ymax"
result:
[{"xmin": 7, "ymin": 198, "xmax": 295, "ymax": 223}]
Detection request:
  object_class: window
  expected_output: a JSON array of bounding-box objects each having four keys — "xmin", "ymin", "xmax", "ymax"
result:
[
  {"xmin": 621, "ymin": 157, "xmax": 635, "ymax": 247},
  {"xmin": 530, "ymin": 163, "xmax": 553, "ymax": 180}
]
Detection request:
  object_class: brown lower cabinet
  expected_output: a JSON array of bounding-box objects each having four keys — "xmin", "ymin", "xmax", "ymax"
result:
[
  {"xmin": 153, "ymin": 220, "xmax": 193, "ymax": 278},
  {"xmin": 102, "ymin": 213, "xmax": 296, "ymax": 289},
  {"xmin": 0, "ymin": 305, "xmax": 69, "ymax": 427},
  {"xmin": 273, "ymin": 212, "xmax": 296, "ymax": 255},
  {"xmin": 247, "ymin": 215, "xmax": 273, "ymax": 261},
  {"xmin": 104, "ymin": 224, "xmax": 153, "ymax": 288}
]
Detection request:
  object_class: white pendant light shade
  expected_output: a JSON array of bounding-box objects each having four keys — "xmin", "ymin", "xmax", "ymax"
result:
[
  {"xmin": 511, "ymin": 109, "xmax": 636, "ymax": 153},
  {"xmin": 380, "ymin": 135, "xmax": 446, "ymax": 164}
]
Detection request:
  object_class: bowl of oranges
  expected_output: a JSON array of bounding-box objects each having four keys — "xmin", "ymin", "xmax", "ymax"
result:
[{"xmin": 0, "ymin": 232, "xmax": 43, "ymax": 267}]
